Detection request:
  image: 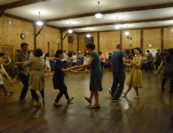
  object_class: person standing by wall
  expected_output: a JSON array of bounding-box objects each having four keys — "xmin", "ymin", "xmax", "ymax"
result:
[
  {"xmin": 154, "ymin": 49, "xmax": 162, "ymax": 71},
  {"xmin": 98, "ymin": 51, "xmax": 105, "ymax": 71},
  {"xmin": 72, "ymin": 52, "xmax": 77, "ymax": 66}
]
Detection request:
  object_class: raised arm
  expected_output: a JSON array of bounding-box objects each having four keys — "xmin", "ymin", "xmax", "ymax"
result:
[{"xmin": 156, "ymin": 61, "xmax": 164, "ymax": 73}]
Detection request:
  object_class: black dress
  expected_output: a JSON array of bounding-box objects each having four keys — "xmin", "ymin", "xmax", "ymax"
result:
[{"xmin": 53, "ymin": 60, "xmax": 66, "ymax": 89}]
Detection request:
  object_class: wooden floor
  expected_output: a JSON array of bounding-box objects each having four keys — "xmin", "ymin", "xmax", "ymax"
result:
[{"xmin": 0, "ymin": 70, "xmax": 173, "ymax": 133}]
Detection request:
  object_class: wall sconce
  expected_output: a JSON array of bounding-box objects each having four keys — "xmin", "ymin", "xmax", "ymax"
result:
[{"xmin": 125, "ymin": 31, "xmax": 132, "ymax": 47}]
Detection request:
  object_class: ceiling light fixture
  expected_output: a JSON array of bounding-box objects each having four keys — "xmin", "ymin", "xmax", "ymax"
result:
[
  {"xmin": 86, "ymin": 28, "xmax": 91, "ymax": 38},
  {"xmin": 114, "ymin": 24, "xmax": 121, "ymax": 30},
  {"xmin": 86, "ymin": 33, "xmax": 91, "ymax": 38},
  {"xmin": 114, "ymin": 17, "xmax": 121, "ymax": 30},
  {"xmin": 68, "ymin": 29, "xmax": 73, "ymax": 33},
  {"xmin": 95, "ymin": 1, "xmax": 103, "ymax": 19},
  {"xmin": 125, "ymin": 31, "xmax": 130, "ymax": 36},
  {"xmin": 36, "ymin": 11, "xmax": 44, "ymax": 26},
  {"xmin": 67, "ymin": 22, "xmax": 73, "ymax": 34}
]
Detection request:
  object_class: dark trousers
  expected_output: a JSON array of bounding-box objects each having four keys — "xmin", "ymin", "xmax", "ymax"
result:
[
  {"xmin": 111, "ymin": 73, "xmax": 125, "ymax": 99},
  {"xmin": 161, "ymin": 77, "xmax": 167, "ymax": 91},
  {"xmin": 101, "ymin": 62, "xmax": 104, "ymax": 71},
  {"xmin": 170, "ymin": 80, "xmax": 173, "ymax": 93},
  {"xmin": 55, "ymin": 87, "xmax": 69, "ymax": 103},
  {"xmin": 31, "ymin": 90, "xmax": 44, "ymax": 102},
  {"xmin": 19, "ymin": 73, "xmax": 29, "ymax": 100}
]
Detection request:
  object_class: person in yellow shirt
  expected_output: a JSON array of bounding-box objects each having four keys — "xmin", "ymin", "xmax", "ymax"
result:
[{"xmin": 123, "ymin": 48, "xmax": 143, "ymax": 99}]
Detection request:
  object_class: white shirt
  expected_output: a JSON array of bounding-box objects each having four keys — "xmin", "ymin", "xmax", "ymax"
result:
[
  {"xmin": 72, "ymin": 55, "xmax": 77, "ymax": 63},
  {"xmin": 83, "ymin": 56, "xmax": 89, "ymax": 65},
  {"xmin": 45, "ymin": 58, "xmax": 51, "ymax": 68}
]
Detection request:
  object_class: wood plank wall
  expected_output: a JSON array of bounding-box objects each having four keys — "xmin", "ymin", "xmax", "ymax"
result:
[
  {"xmin": 122, "ymin": 30, "xmax": 141, "ymax": 50},
  {"xmin": 78, "ymin": 33, "xmax": 98, "ymax": 54},
  {"xmin": 79, "ymin": 28, "xmax": 173, "ymax": 55},
  {"xmin": 164, "ymin": 27, "xmax": 173, "ymax": 49},
  {"xmin": 0, "ymin": 15, "xmax": 34, "ymax": 54},
  {"xmin": 0, "ymin": 15, "xmax": 173, "ymax": 57},
  {"xmin": 37, "ymin": 26, "xmax": 60, "ymax": 55},
  {"xmin": 63, "ymin": 32, "xmax": 78, "ymax": 54},
  {"xmin": 0, "ymin": 15, "xmax": 60, "ymax": 56},
  {"xmin": 143, "ymin": 29, "xmax": 161, "ymax": 52},
  {"xmin": 100, "ymin": 31, "xmax": 120, "ymax": 56}
]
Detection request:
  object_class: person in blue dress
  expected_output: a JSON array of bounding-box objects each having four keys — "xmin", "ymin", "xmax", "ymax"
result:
[
  {"xmin": 77, "ymin": 43, "xmax": 103, "ymax": 109},
  {"xmin": 53, "ymin": 50, "xmax": 78, "ymax": 107}
]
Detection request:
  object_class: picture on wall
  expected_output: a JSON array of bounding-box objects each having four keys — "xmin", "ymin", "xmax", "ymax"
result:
[{"xmin": 85, "ymin": 37, "xmax": 94, "ymax": 44}]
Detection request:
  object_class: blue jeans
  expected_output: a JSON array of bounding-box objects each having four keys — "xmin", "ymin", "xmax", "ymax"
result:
[
  {"xmin": 19, "ymin": 73, "xmax": 29, "ymax": 100},
  {"xmin": 111, "ymin": 73, "xmax": 125, "ymax": 99}
]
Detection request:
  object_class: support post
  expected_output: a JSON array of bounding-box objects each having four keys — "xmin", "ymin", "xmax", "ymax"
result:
[
  {"xmin": 97, "ymin": 32, "xmax": 100, "ymax": 52},
  {"xmin": 140, "ymin": 29, "xmax": 144, "ymax": 52}
]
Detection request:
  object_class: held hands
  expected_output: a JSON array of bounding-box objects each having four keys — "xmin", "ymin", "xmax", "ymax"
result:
[
  {"xmin": 9, "ymin": 79, "xmax": 15, "ymax": 84},
  {"xmin": 70, "ymin": 65, "xmax": 85, "ymax": 73},
  {"xmin": 72, "ymin": 65, "xmax": 81, "ymax": 69},
  {"xmin": 125, "ymin": 59, "xmax": 132, "ymax": 66},
  {"xmin": 70, "ymin": 70, "xmax": 79, "ymax": 73},
  {"xmin": 68, "ymin": 65, "xmax": 80, "ymax": 73}
]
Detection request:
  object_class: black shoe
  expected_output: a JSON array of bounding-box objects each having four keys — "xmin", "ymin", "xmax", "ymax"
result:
[
  {"xmin": 161, "ymin": 90, "xmax": 165, "ymax": 93},
  {"xmin": 19, "ymin": 99, "xmax": 26, "ymax": 104},
  {"xmin": 112, "ymin": 98, "xmax": 121, "ymax": 102}
]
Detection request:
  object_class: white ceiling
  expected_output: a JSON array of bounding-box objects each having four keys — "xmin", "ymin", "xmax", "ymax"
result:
[
  {"xmin": 5, "ymin": 0, "xmax": 173, "ymax": 20},
  {"xmin": 2, "ymin": 0, "xmax": 173, "ymax": 32},
  {"xmin": 75, "ymin": 20, "xmax": 173, "ymax": 32},
  {"xmin": 49, "ymin": 8, "xmax": 173, "ymax": 27}
]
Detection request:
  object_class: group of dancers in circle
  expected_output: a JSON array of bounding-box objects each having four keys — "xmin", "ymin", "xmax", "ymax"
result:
[{"xmin": 0, "ymin": 42, "xmax": 148, "ymax": 109}]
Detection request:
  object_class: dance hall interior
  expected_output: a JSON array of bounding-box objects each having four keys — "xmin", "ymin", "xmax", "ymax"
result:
[{"xmin": 0, "ymin": 0, "xmax": 173, "ymax": 133}]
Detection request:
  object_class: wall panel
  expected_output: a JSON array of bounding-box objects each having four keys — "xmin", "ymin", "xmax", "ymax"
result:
[
  {"xmin": 122, "ymin": 30, "xmax": 141, "ymax": 49},
  {"xmin": 143, "ymin": 28, "xmax": 161, "ymax": 52},
  {"xmin": 1, "ymin": 15, "xmax": 173, "ymax": 58},
  {"xmin": 0, "ymin": 15, "xmax": 34, "ymax": 53},
  {"xmin": 100, "ymin": 31, "xmax": 120, "ymax": 56},
  {"xmin": 164, "ymin": 27, "xmax": 173, "ymax": 49},
  {"xmin": 37, "ymin": 26, "xmax": 60, "ymax": 55}
]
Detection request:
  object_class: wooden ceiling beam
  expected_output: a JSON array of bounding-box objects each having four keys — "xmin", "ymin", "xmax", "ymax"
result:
[
  {"xmin": 0, "ymin": 10, "xmax": 4, "ymax": 17},
  {"xmin": 0, "ymin": 0, "xmax": 48, "ymax": 11},
  {"xmin": 3, "ymin": 13, "xmax": 34, "ymax": 23},
  {"xmin": 45, "ymin": 2, "xmax": 173, "ymax": 22},
  {"xmin": 77, "ymin": 25, "xmax": 173, "ymax": 34},
  {"xmin": 60, "ymin": 17, "xmax": 173, "ymax": 29}
]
